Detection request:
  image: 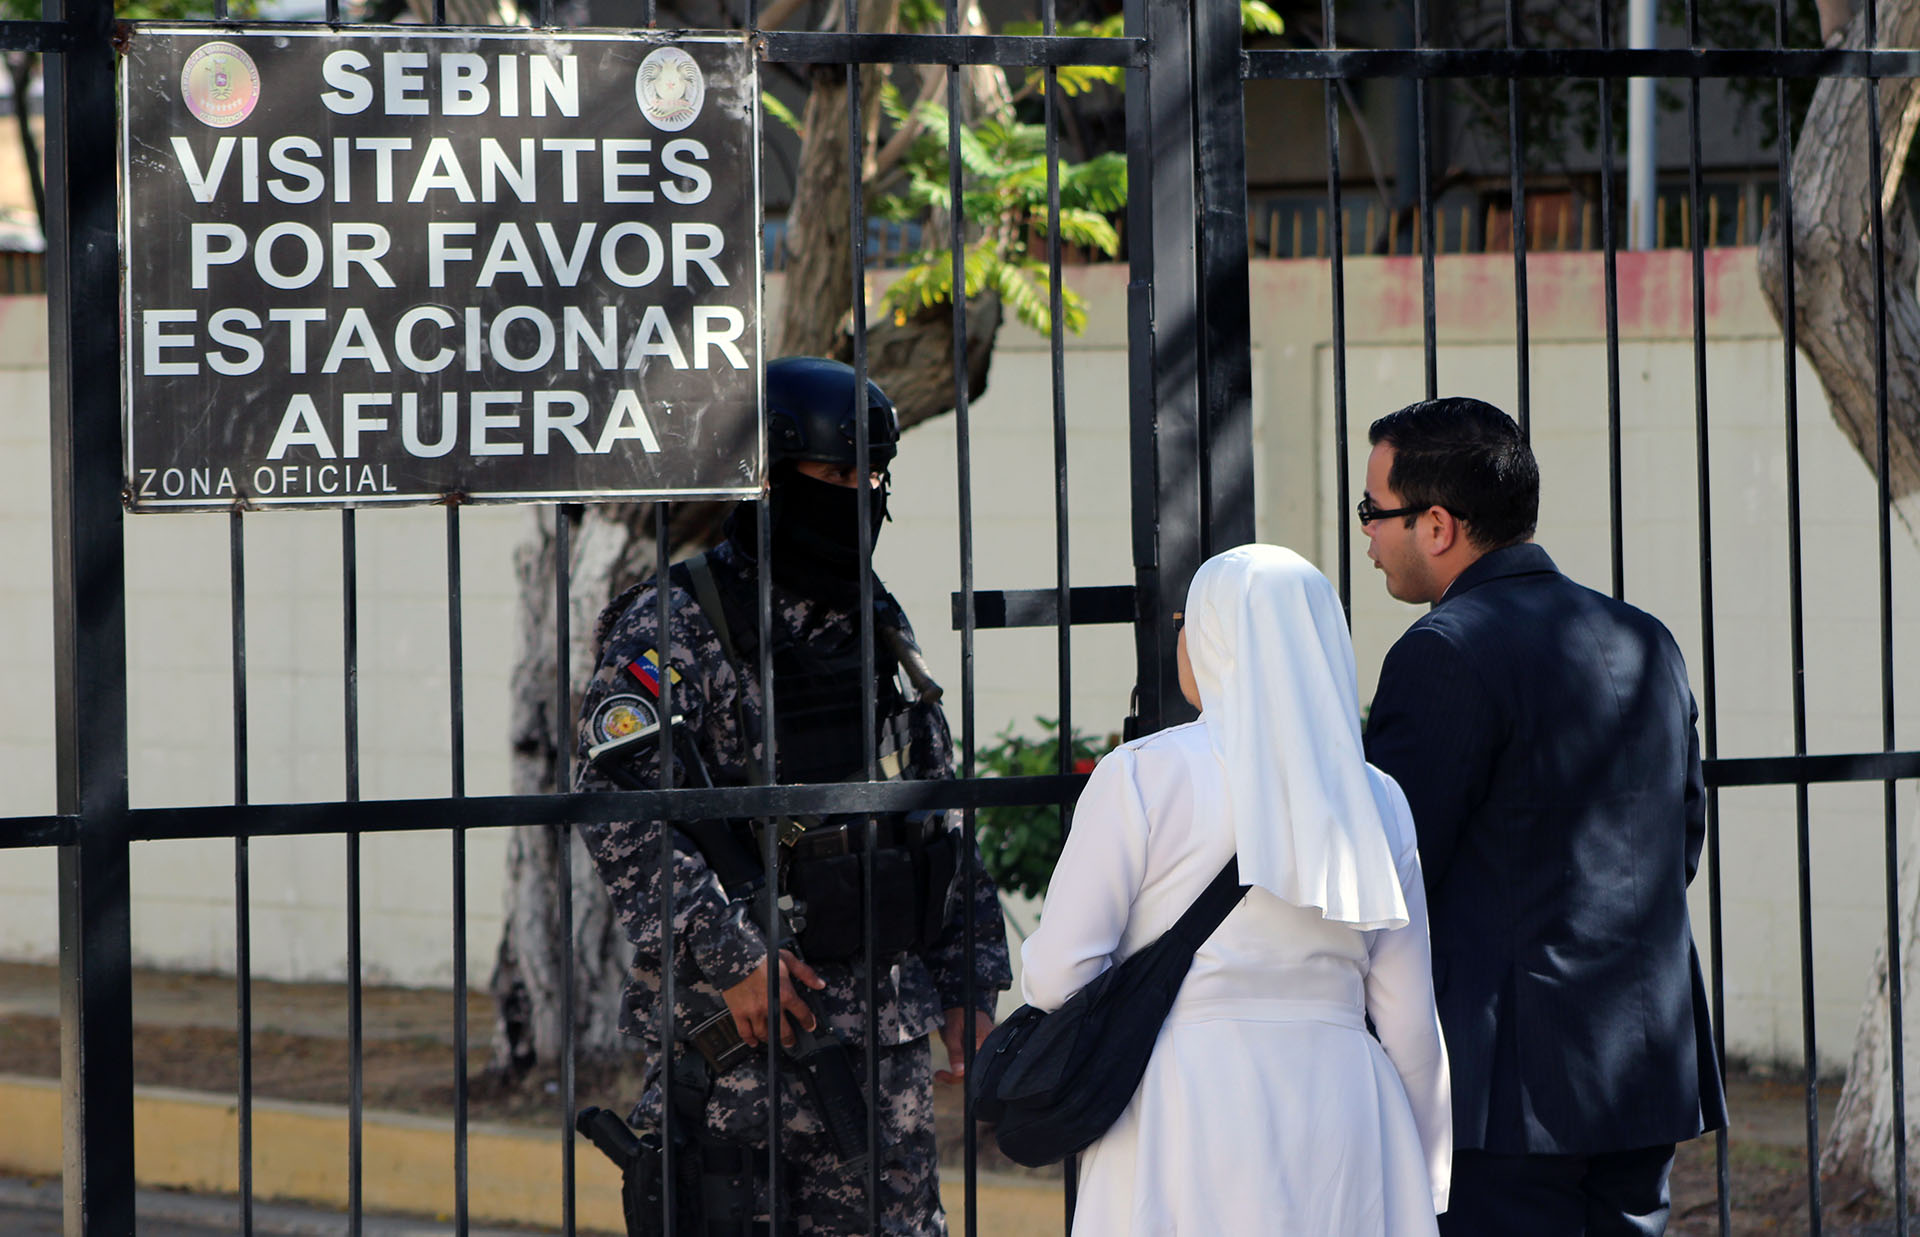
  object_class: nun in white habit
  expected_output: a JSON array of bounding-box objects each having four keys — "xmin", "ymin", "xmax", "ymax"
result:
[{"xmin": 1021, "ymin": 544, "xmax": 1451, "ymax": 1235}]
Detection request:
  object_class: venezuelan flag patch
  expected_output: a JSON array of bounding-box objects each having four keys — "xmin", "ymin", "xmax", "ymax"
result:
[{"xmin": 625, "ymin": 649, "xmax": 684, "ymax": 698}]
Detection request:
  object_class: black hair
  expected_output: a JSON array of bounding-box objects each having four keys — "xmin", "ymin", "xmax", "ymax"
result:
[{"xmin": 1367, "ymin": 397, "xmax": 1539, "ymax": 549}]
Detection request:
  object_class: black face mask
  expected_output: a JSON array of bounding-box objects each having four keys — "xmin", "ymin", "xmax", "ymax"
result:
[{"xmin": 766, "ymin": 469, "xmax": 889, "ymax": 596}]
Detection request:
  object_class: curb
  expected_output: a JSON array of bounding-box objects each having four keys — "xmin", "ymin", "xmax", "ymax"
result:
[
  {"xmin": 0, "ymin": 1174, "xmax": 551, "ymax": 1236},
  {"xmin": 0, "ymin": 1074, "xmax": 624, "ymax": 1233},
  {"xmin": 0, "ymin": 1075, "xmax": 1063, "ymax": 1234}
]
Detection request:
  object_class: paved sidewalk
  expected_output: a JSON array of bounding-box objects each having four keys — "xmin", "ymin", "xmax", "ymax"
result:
[
  {"xmin": 0, "ymin": 1175, "xmax": 551, "ymax": 1237},
  {"xmin": 0, "ymin": 960, "xmax": 492, "ymax": 1047}
]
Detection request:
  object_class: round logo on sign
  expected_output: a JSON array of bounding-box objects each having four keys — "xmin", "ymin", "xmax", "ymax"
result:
[
  {"xmin": 592, "ymin": 693, "xmax": 659, "ymax": 745},
  {"xmin": 635, "ymin": 47, "xmax": 705, "ymax": 132},
  {"xmin": 181, "ymin": 42, "xmax": 261, "ymax": 129}
]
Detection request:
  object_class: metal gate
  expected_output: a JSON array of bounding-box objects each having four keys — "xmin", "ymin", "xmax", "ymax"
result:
[
  {"xmin": 2, "ymin": 0, "xmax": 1247, "ymax": 1232},
  {"xmin": 7, "ymin": 0, "xmax": 1920, "ymax": 1232}
]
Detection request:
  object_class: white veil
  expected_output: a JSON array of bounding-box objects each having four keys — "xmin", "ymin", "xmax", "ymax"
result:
[{"xmin": 1185, "ymin": 544, "xmax": 1409, "ymax": 930}]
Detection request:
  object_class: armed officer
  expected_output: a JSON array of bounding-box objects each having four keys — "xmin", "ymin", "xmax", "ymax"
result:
[{"xmin": 575, "ymin": 356, "xmax": 1012, "ymax": 1235}]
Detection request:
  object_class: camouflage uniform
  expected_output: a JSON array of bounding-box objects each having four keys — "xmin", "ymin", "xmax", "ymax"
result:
[{"xmin": 576, "ymin": 536, "xmax": 1012, "ymax": 1236}]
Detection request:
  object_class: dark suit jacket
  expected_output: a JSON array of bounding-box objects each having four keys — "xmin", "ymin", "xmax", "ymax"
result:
[{"xmin": 1364, "ymin": 542, "xmax": 1728, "ymax": 1156}]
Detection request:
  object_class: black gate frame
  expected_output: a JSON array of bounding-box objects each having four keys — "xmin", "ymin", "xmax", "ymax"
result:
[
  {"xmin": 6, "ymin": 0, "xmax": 1252, "ymax": 1232},
  {"xmin": 9, "ymin": 0, "xmax": 1920, "ymax": 1232}
]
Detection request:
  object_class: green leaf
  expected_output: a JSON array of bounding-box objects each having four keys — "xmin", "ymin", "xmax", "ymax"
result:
[
  {"xmin": 1059, "ymin": 153, "xmax": 1129, "ymax": 213},
  {"xmin": 761, "ymin": 91, "xmax": 804, "ymax": 139},
  {"xmin": 1045, "ymin": 65, "xmax": 1126, "ymax": 97},
  {"xmin": 1241, "ymin": 0, "xmax": 1284, "ymax": 36},
  {"xmin": 898, "ymin": 0, "xmax": 942, "ymax": 29},
  {"xmin": 1035, "ymin": 208, "xmax": 1120, "ymax": 255}
]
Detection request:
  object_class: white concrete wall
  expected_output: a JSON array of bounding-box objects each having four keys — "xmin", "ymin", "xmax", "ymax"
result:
[{"xmin": 2, "ymin": 251, "xmax": 1915, "ymax": 1071}]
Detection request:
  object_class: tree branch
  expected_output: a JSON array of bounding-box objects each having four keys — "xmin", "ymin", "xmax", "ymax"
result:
[
  {"xmin": 1756, "ymin": 0, "xmax": 1920, "ymax": 513},
  {"xmin": 755, "ymin": 0, "xmax": 807, "ymax": 32}
]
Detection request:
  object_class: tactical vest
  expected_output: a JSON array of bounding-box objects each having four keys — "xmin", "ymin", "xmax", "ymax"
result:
[{"xmin": 665, "ymin": 551, "xmax": 955, "ymax": 963}]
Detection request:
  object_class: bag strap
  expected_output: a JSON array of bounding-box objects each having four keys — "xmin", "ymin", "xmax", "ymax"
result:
[
  {"xmin": 1164, "ymin": 857, "xmax": 1249, "ymax": 952},
  {"xmin": 681, "ymin": 550, "xmax": 762, "ymax": 788},
  {"xmin": 684, "ymin": 550, "xmax": 744, "ymax": 672}
]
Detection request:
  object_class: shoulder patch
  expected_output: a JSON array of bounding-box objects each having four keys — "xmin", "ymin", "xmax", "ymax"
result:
[
  {"xmin": 591, "ymin": 693, "xmax": 659, "ymax": 745},
  {"xmin": 624, "ymin": 649, "xmax": 685, "ymax": 698}
]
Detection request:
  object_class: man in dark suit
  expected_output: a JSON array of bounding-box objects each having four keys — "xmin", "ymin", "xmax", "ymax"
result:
[{"xmin": 1360, "ymin": 397, "xmax": 1726, "ymax": 1235}]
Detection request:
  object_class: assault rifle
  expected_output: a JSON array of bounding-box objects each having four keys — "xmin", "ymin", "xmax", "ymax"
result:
[{"xmin": 582, "ymin": 720, "xmax": 870, "ymax": 1166}]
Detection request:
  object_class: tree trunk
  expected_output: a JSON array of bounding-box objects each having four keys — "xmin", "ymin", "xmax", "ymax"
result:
[
  {"xmin": 775, "ymin": 0, "xmax": 1010, "ymax": 389},
  {"xmin": 1825, "ymin": 840, "xmax": 1920, "ymax": 1194},
  {"xmin": 488, "ymin": 0, "xmax": 1014, "ymax": 1078},
  {"xmin": 9, "ymin": 55, "xmax": 42, "ymax": 238},
  {"xmin": 775, "ymin": 0, "xmax": 897, "ymax": 361},
  {"xmin": 1818, "ymin": 0, "xmax": 1858, "ymax": 44},
  {"xmin": 489, "ymin": 500, "xmax": 733, "ymax": 1073},
  {"xmin": 1758, "ymin": 0, "xmax": 1920, "ymax": 1194},
  {"xmin": 1755, "ymin": 0, "xmax": 1920, "ymax": 513}
]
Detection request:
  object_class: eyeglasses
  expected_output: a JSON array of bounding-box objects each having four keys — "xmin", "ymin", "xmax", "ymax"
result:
[{"xmin": 1357, "ymin": 494, "xmax": 1441, "ymax": 525}]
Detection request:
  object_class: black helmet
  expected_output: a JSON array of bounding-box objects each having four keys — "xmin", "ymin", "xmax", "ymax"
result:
[{"xmin": 766, "ymin": 356, "xmax": 900, "ymax": 470}]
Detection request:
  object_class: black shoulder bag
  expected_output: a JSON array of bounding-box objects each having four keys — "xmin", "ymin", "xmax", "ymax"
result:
[{"xmin": 968, "ymin": 857, "xmax": 1248, "ymax": 1167}]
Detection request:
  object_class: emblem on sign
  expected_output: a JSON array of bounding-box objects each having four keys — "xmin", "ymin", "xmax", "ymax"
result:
[
  {"xmin": 636, "ymin": 47, "xmax": 704, "ymax": 132},
  {"xmin": 180, "ymin": 41, "xmax": 261, "ymax": 129},
  {"xmin": 592, "ymin": 693, "xmax": 659, "ymax": 744}
]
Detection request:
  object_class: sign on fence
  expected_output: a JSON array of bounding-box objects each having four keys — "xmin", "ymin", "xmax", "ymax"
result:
[{"xmin": 120, "ymin": 27, "xmax": 762, "ymax": 511}]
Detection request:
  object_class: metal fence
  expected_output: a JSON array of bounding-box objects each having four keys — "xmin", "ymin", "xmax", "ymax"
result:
[
  {"xmin": 7, "ymin": 0, "xmax": 1920, "ymax": 1232},
  {"xmin": 0, "ymin": 0, "xmax": 1241, "ymax": 1232},
  {"xmin": 1242, "ymin": 3, "xmax": 1920, "ymax": 1233}
]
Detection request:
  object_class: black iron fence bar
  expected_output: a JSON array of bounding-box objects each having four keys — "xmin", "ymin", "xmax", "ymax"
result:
[
  {"xmin": 1505, "ymin": 0, "xmax": 1530, "ymax": 437},
  {"xmin": 1864, "ymin": 0, "xmax": 1910, "ymax": 1224},
  {"xmin": 421, "ymin": 18, "xmax": 468, "ymax": 1231},
  {"xmin": 117, "ymin": 778, "xmax": 1095, "ymax": 840},
  {"xmin": 654, "ymin": 503, "xmax": 677, "ymax": 1230},
  {"xmin": 1596, "ymin": 2, "xmax": 1624, "ymax": 603},
  {"xmin": 1770, "ymin": 0, "xmax": 1818, "ymax": 1221},
  {"xmin": 845, "ymin": 7, "xmax": 884, "ymax": 1219},
  {"xmin": 1323, "ymin": 0, "xmax": 1351, "ymax": 619},
  {"xmin": 1194, "ymin": 0, "xmax": 1253, "ymax": 556},
  {"xmin": 945, "ymin": 0, "xmax": 983, "ymax": 1221},
  {"xmin": 0, "ymin": 816, "xmax": 76, "ymax": 846},
  {"xmin": 954, "ymin": 585, "xmax": 1132, "ymax": 628},
  {"xmin": 32, "ymin": 750, "xmax": 1909, "ymax": 844},
  {"xmin": 757, "ymin": 496, "xmax": 784, "ymax": 1230},
  {"xmin": 1046, "ymin": 13, "xmax": 1075, "ymax": 1227},
  {"xmin": 342, "ymin": 509, "xmax": 366, "ymax": 1237},
  {"xmin": 759, "ymin": 31, "xmax": 1139, "ymax": 66},
  {"xmin": 1679, "ymin": 12, "xmax": 1735, "ymax": 1230},
  {"xmin": 228, "ymin": 510, "xmax": 255, "ymax": 1236},
  {"xmin": 1121, "ymin": 0, "xmax": 1162, "ymax": 732},
  {"xmin": 50, "ymin": 14, "xmax": 136, "ymax": 1228},
  {"xmin": 1134, "ymin": 0, "xmax": 1201, "ymax": 733},
  {"xmin": 554, "ymin": 507, "xmax": 577, "ymax": 1237},
  {"xmin": 3, "ymin": 752, "xmax": 1913, "ymax": 852},
  {"xmin": 1413, "ymin": 0, "xmax": 1437, "ymax": 400},
  {"xmin": 1711, "ymin": 754, "xmax": 1920, "ymax": 785},
  {"xmin": 1243, "ymin": 47, "xmax": 1920, "ymax": 79},
  {"xmin": 0, "ymin": 20, "xmax": 74, "ymax": 51},
  {"xmin": 446, "ymin": 501, "xmax": 471, "ymax": 1237},
  {"xmin": 54, "ymin": 5, "xmax": 134, "ymax": 1223}
]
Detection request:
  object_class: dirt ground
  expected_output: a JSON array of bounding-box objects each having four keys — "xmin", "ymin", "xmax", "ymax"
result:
[{"xmin": 0, "ymin": 1006, "xmax": 1913, "ymax": 1232}]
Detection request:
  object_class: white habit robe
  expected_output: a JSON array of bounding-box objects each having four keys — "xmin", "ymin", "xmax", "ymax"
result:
[{"xmin": 1021, "ymin": 720, "xmax": 1451, "ymax": 1236}]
